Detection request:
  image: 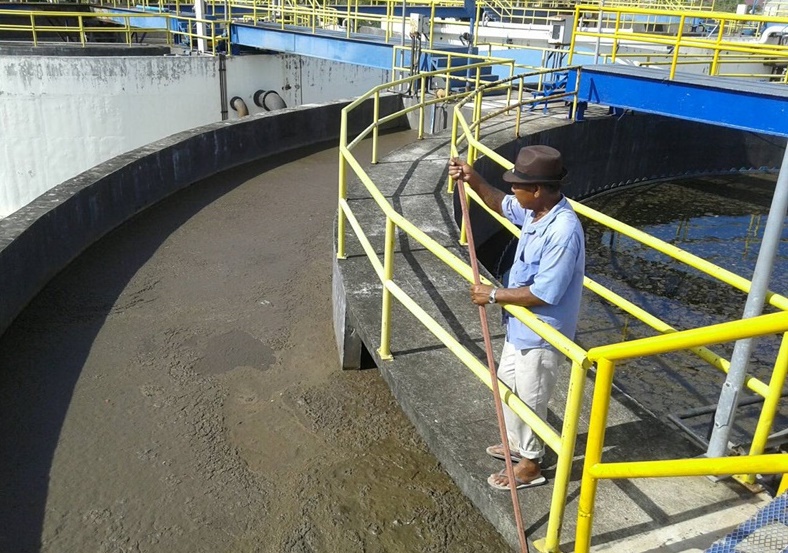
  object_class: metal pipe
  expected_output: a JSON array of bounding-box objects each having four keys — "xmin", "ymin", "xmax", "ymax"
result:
[
  {"xmin": 707, "ymin": 145, "xmax": 788, "ymax": 458},
  {"xmin": 219, "ymin": 54, "xmax": 228, "ymax": 121},
  {"xmin": 229, "ymin": 96, "xmax": 249, "ymax": 117},
  {"xmin": 456, "ymin": 179, "xmax": 530, "ymax": 553}
]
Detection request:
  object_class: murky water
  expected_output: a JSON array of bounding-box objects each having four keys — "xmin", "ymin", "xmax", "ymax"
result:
[{"xmin": 578, "ymin": 173, "xmax": 788, "ymax": 449}]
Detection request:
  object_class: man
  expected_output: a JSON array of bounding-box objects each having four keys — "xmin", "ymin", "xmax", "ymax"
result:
[{"xmin": 448, "ymin": 145, "xmax": 585, "ymax": 491}]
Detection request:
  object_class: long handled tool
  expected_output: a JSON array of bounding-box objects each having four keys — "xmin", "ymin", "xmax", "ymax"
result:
[{"xmin": 455, "ymin": 179, "xmax": 530, "ymax": 553}]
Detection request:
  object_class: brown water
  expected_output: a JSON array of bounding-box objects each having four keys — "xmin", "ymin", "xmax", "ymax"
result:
[
  {"xmin": 579, "ymin": 173, "xmax": 788, "ymax": 449},
  {"xmin": 0, "ymin": 133, "xmax": 510, "ymax": 553}
]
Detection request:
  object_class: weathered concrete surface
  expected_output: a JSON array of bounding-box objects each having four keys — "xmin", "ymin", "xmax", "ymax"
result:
[
  {"xmin": 0, "ymin": 95, "xmax": 407, "ymax": 336},
  {"xmin": 334, "ymin": 108, "xmax": 774, "ymax": 551}
]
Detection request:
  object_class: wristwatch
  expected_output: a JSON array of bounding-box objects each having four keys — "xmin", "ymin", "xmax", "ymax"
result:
[{"xmin": 488, "ymin": 287, "xmax": 498, "ymax": 304}]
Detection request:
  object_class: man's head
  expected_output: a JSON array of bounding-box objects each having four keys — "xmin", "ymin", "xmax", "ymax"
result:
[{"xmin": 502, "ymin": 145, "xmax": 566, "ymax": 209}]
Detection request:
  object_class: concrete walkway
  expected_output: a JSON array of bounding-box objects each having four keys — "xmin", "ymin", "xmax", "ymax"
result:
[{"xmin": 334, "ymin": 112, "xmax": 771, "ymax": 552}]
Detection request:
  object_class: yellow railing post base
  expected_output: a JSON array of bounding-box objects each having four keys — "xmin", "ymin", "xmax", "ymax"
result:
[
  {"xmin": 376, "ymin": 349, "xmax": 393, "ymax": 361},
  {"xmin": 532, "ymin": 538, "xmax": 563, "ymax": 553},
  {"xmin": 336, "ymin": 254, "xmax": 347, "ymax": 260},
  {"xmin": 732, "ymin": 473, "xmax": 763, "ymax": 492}
]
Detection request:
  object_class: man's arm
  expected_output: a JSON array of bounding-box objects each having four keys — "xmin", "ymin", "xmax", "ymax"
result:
[
  {"xmin": 470, "ymin": 284, "xmax": 547, "ymax": 307},
  {"xmin": 448, "ymin": 157, "xmax": 506, "ymax": 216}
]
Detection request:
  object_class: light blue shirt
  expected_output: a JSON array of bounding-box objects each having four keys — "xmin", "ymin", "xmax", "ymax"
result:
[{"xmin": 500, "ymin": 194, "xmax": 585, "ymax": 351}]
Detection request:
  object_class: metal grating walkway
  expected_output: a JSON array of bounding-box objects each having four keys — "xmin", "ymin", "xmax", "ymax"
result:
[{"xmin": 706, "ymin": 493, "xmax": 788, "ymax": 553}]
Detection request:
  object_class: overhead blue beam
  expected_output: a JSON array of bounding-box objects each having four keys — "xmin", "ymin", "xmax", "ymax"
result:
[
  {"xmin": 231, "ymin": 23, "xmax": 397, "ymax": 69},
  {"xmin": 569, "ymin": 64, "xmax": 788, "ymax": 137}
]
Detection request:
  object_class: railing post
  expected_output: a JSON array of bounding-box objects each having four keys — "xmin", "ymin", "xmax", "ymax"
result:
[
  {"xmin": 575, "ymin": 357, "xmax": 616, "ymax": 553},
  {"xmin": 372, "ymin": 90, "xmax": 380, "ymax": 163},
  {"xmin": 448, "ymin": 106, "xmax": 459, "ymax": 194},
  {"xmin": 515, "ymin": 76, "xmax": 523, "ymax": 137},
  {"xmin": 79, "ymin": 14, "xmax": 86, "ymax": 46},
  {"xmin": 536, "ymin": 359, "xmax": 588, "ymax": 553},
  {"xmin": 505, "ymin": 61, "xmax": 513, "ymax": 112},
  {"xmin": 378, "ymin": 217, "xmax": 396, "ymax": 360},
  {"xmin": 418, "ymin": 74, "xmax": 427, "ymax": 139},
  {"xmin": 30, "ymin": 13, "xmax": 38, "ymax": 46},
  {"xmin": 740, "ymin": 332, "xmax": 788, "ymax": 484},
  {"xmin": 337, "ymin": 110, "xmax": 349, "ymax": 260},
  {"xmin": 669, "ymin": 15, "xmax": 685, "ymax": 79},
  {"xmin": 710, "ymin": 18, "xmax": 726, "ymax": 76},
  {"xmin": 612, "ymin": 10, "xmax": 621, "ymax": 63}
]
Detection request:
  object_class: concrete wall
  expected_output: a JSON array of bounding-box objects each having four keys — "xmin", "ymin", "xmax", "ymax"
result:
[
  {"xmin": 468, "ymin": 114, "xmax": 786, "ymax": 201},
  {"xmin": 0, "ymin": 55, "xmax": 218, "ymax": 217},
  {"xmin": 0, "ymin": 53, "xmax": 390, "ymax": 218},
  {"xmin": 225, "ymin": 55, "xmax": 390, "ymax": 111},
  {"xmin": 0, "ymin": 95, "xmax": 408, "ymax": 337}
]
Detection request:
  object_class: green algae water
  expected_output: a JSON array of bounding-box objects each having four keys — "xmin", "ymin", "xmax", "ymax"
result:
[{"xmin": 579, "ymin": 173, "xmax": 788, "ymax": 449}]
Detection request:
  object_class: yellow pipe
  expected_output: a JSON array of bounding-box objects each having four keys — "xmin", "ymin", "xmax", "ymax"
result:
[
  {"xmin": 515, "ymin": 77, "xmax": 524, "ymax": 138},
  {"xmin": 748, "ymin": 333, "xmax": 788, "ymax": 458},
  {"xmin": 337, "ymin": 118, "xmax": 349, "ymax": 260},
  {"xmin": 575, "ymin": 358, "xmax": 616, "ymax": 553},
  {"xmin": 447, "ymin": 110, "xmax": 459, "ymax": 194},
  {"xmin": 589, "ymin": 310, "xmax": 788, "ymax": 362},
  {"xmin": 384, "ymin": 279, "xmax": 563, "ymax": 452},
  {"xmin": 30, "ymin": 13, "xmax": 37, "ymax": 46},
  {"xmin": 372, "ymin": 90, "xmax": 380, "ymax": 164},
  {"xmin": 570, "ymin": 202, "xmax": 788, "ymax": 312},
  {"xmin": 583, "ymin": 277, "xmax": 770, "ymax": 397},
  {"xmin": 418, "ymin": 75, "xmax": 427, "ymax": 140},
  {"xmin": 538, "ymin": 360, "xmax": 588, "ymax": 552},
  {"xmin": 378, "ymin": 217, "xmax": 395, "ymax": 360},
  {"xmin": 710, "ymin": 18, "xmax": 725, "ymax": 75},
  {"xmin": 342, "ymin": 147, "xmax": 587, "ymax": 365},
  {"xmin": 590, "ymin": 452, "xmax": 788, "ymax": 479},
  {"xmin": 338, "ymin": 199, "xmax": 385, "ymax": 280},
  {"xmin": 669, "ymin": 15, "xmax": 685, "ymax": 79}
]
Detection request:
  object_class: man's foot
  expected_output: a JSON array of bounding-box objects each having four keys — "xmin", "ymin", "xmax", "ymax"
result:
[
  {"xmin": 487, "ymin": 458, "xmax": 546, "ymax": 491},
  {"xmin": 485, "ymin": 443, "xmax": 523, "ymax": 463}
]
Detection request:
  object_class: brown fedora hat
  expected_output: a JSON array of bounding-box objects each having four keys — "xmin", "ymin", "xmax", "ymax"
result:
[{"xmin": 502, "ymin": 145, "xmax": 567, "ymax": 184}]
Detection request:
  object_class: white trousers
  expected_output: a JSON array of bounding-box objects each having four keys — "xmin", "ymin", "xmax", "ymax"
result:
[{"xmin": 498, "ymin": 341, "xmax": 565, "ymax": 460}]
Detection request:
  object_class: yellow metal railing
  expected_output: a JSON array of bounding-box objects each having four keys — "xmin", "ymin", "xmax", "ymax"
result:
[
  {"xmin": 575, "ymin": 312, "xmax": 788, "ymax": 553},
  {"xmin": 0, "ymin": 9, "xmax": 170, "ymax": 47},
  {"xmin": 340, "ymin": 60, "xmax": 788, "ymax": 551},
  {"xmin": 339, "ymin": 66, "xmax": 590, "ymax": 552},
  {"xmin": 449, "ymin": 72, "xmax": 788, "ymax": 551},
  {"xmin": 0, "ymin": 8, "xmax": 230, "ymax": 54},
  {"xmin": 570, "ymin": 4, "xmax": 788, "ymax": 81}
]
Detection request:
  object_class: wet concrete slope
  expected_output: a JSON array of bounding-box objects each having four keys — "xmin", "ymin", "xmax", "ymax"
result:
[{"xmin": 0, "ymin": 135, "xmax": 510, "ymax": 553}]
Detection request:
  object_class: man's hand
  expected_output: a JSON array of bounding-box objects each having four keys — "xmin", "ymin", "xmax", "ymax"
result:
[
  {"xmin": 448, "ymin": 157, "xmax": 504, "ymax": 216},
  {"xmin": 470, "ymin": 284, "xmax": 495, "ymax": 305},
  {"xmin": 449, "ymin": 157, "xmax": 475, "ymax": 184}
]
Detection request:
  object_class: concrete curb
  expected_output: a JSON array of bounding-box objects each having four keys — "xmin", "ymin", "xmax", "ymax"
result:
[{"xmin": 0, "ymin": 94, "xmax": 407, "ymax": 337}]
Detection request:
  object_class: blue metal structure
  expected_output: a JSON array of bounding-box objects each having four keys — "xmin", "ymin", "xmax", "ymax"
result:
[
  {"xmin": 569, "ymin": 64, "xmax": 788, "ymax": 137},
  {"xmin": 231, "ymin": 23, "xmax": 405, "ymax": 69},
  {"xmin": 705, "ymin": 492, "xmax": 788, "ymax": 552}
]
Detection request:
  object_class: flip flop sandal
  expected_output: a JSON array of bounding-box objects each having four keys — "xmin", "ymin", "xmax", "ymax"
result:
[
  {"xmin": 487, "ymin": 469, "xmax": 547, "ymax": 491},
  {"xmin": 485, "ymin": 444, "xmax": 523, "ymax": 463}
]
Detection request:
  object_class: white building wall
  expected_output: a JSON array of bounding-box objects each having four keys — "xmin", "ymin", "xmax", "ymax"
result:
[
  {"xmin": 224, "ymin": 54, "xmax": 389, "ymax": 115},
  {"xmin": 0, "ymin": 53, "xmax": 389, "ymax": 218}
]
